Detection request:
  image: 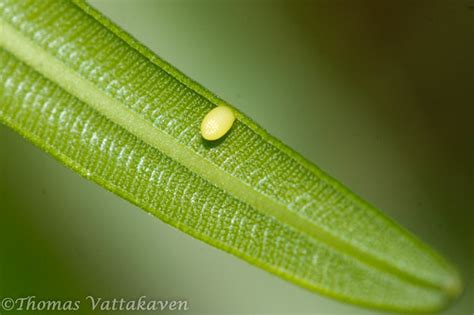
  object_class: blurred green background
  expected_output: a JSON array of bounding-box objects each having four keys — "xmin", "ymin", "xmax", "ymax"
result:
[{"xmin": 1, "ymin": 0, "xmax": 473, "ymax": 314}]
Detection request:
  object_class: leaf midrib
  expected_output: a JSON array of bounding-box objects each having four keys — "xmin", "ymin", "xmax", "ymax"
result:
[{"xmin": 0, "ymin": 17, "xmax": 443, "ymax": 292}]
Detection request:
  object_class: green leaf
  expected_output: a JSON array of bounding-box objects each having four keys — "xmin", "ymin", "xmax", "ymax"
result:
[{"xmin": 0, "ymin": 0, "xmax": 462, "ymax": 312}]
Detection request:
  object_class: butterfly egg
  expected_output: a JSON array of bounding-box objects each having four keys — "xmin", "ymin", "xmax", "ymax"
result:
[{"xmin": 200, "ymin": 106, "xmax": 236, "ymax": 141}]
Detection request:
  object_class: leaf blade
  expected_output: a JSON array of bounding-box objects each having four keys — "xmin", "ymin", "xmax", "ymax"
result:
[{"xmin": 0, "ymin": 0, "xmax": 461, "ymax": 312}]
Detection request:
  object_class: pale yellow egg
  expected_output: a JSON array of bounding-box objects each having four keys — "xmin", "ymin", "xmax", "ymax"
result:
[{"xmin": 200, "ymin": 106, "xmax": 235, "ymax": 141}]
